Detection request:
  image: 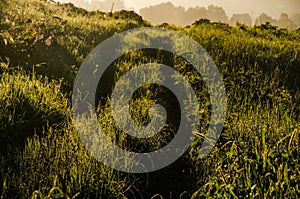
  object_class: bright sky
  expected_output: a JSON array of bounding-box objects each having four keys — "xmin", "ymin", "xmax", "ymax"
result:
[{"xmin": 124, "ymin": 0, "xmax": 300, "ymax": 18}]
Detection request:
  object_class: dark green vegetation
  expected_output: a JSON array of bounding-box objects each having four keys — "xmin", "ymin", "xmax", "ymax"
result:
[{"xmin": 0, "ymin": 0, "xmax": 299, "ymax": 198}]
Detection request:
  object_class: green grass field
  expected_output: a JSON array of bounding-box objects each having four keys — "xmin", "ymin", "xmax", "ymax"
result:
[{"xmin": 0, "ymin": 0, "xmax": 299, "ymax": 198}]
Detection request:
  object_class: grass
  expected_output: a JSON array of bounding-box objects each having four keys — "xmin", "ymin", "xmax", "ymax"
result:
[
  {"xmin": 0, "ymin": 70, "xmax": 69, "ymax": 154},
  {"xmin": 0, "ymin": 0, "xmax": 299, "ymax": 198}
]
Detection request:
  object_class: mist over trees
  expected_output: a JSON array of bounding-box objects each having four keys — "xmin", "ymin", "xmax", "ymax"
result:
[
  {"xmin": 56, "ymin": 0, "xmax": 300, "ymax": 29},
  {"xmin": 291, "ymin": 14, "xmax": 300, "ymax": 27},
  {"xmin": 139, "ymin": 2, "xmax": 300, "ymax": 29},
  {"xmin": 140, "ymin": 2, "xmax": 228, "ymax": 26},
  {"xmin": 230, "ymin": 14, "xmax": 252, "ymax": 26},
  {"xmin": 255, "ymin": 13, "xmax": 297, "ymax": 29}
]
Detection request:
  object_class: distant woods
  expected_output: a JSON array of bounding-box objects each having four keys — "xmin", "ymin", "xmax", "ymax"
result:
[
  {"xmin": 140, "ymin": 2, "xmax": 228, "ymax": 27},
  {"xmin": 59, "ymin": 0, "xmax": 300, "ymax": 29},
  {"xmin": 256, "ymin": 13, "xmax": 300, "ymax": 30},
  {"xmin": 140, "ymin": 2, "xmax": 300, "ymax": 29}
]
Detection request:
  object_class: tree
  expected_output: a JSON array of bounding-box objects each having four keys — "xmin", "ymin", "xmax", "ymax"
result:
[
  {"xmin": 207, "ymin": 5, "xmax": 228, "ymax": 23},
  {"xmin": 140, "ymin": 2, "xmax": 185, "ymax": 25},
  {"xmin": 140, "ymin": 3, "xmax": 228, "ymax": 26},
  {"xmin": 184, "ymin": 6, "xmax": 209, "ymax": 26},
  {"xmin": 277, "ymin": 13, "xmax": 296, "ymax": 30},
  {"xmin": 255, "ymin": 13, "xmax": 276, "ymax": 26},
  {"xmin": 230, "ymin": 14, "xmax": 252, "ymax": 26},
  {"xmin": 255, "ymin": 13, "xmax": 297, "ymax": 30},
  {"xmin": 291, "ymin": 13, "xmax": 300, "ymax": 28}
]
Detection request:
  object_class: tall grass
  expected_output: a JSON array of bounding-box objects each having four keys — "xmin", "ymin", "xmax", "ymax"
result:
[
  {"xmin": 0, "ymin": 70, "xmax": 138, "ymax": 198},
  {"xmin": 0, "ymin": 0, "xmax": 299, "ymax": 198}
]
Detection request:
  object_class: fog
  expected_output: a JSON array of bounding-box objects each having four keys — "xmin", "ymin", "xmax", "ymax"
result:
[
  {"xmin": 125, "ymin": 0, "xmax": 299, "ymax": 19},
  {"xmin": 55, "ymin": 0, "xmax": 300, "ymax": 28},
  {"xmin": 56, "ymin": 0, "xmax": 299, "ymax": 18}
]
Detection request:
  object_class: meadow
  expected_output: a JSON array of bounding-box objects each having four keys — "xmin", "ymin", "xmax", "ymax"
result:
[{"xmin": 0, "ymin": 0, "xmax": 299, "ymax": 198}]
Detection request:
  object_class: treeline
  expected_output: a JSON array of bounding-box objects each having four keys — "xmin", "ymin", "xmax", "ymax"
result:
[
  {"xmin": 57, "ymin": 0, "xmax": 300, "ymax": 29},
  {"xmin": 139, "ymin": 2, "xmax": 300, "ymax": 29}
]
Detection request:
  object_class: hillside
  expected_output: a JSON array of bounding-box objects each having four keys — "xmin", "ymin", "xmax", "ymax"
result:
[
  {"xmin": 0, "ymin": 0, "xmax": 299, "ymax": 198},
  {"xmin": 0, "ymin": 0, "xmax": 147, "ymax": 90}
]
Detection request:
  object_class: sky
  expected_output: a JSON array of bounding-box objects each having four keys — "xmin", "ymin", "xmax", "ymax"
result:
[{"xmin": 124, "ymin": 0, "xmax": 300, "ymax": 18}]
